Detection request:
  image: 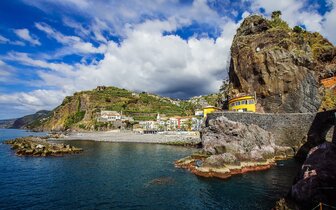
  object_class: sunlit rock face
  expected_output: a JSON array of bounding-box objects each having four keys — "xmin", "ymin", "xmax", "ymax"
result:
[{"xmin": 228, "ymin": 15, "xmax": 336, "ymax": 113}]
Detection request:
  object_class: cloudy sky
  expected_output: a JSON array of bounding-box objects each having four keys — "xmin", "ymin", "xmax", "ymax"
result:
[{"xmin": 0, "ymin": 0, "xmax": 335, "ymax": 119}]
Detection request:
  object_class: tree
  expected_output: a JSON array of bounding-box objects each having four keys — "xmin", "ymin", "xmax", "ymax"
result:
[
  {"xmin": 293, "ymin": 25, "xmax": 303, "ymax": 33},
  {"xmin": 269, "ymin": 10, "xmax": 289, "ymax": 30},
  {"xmin": 219, "ymin": 79, "xmax": 229, "ymax": 93},
  {"xmin": 271, "ymin": 11, "xmax": 282, "ymax": 19}
]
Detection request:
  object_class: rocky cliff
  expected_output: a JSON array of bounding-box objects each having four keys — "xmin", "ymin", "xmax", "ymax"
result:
[{"xmin": 229, "ymin": 14, "xmax": 336, "ymax": 113}]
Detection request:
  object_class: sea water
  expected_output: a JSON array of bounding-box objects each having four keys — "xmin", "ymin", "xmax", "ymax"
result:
[{"xmin": 0, "ymin": 129, "xmax": 299, "ymax": 209}]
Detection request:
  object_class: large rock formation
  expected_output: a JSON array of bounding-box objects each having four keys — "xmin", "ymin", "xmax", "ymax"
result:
[
  {"xmin": 201, "ymin": 116, "xmax": 293, "ymax": 159},
  {"xmin": 175, "ymin": 116, "xmax": 293, "ymax": 179},
  {"xmin": 229, "ymin": 14, "xmax": 336, "ymax": 113}
]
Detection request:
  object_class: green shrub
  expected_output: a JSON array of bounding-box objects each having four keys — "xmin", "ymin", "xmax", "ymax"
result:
[
  {"xmin": 271, "ymin": 11, "xmax": 282, "ymax": 19},
  {"xmin": 293, "ymin": 25, "xmax": 303, "ymax": 33},
  {"xmin": 64, "ymin": 111, "xmax": 86, "ymax": 129},
  {"xmin": 269, "ymin": 10, "xmax": 290, "ymax": 30}
]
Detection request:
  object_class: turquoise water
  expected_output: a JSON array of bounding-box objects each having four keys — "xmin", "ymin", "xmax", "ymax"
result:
[{"xmin": 0, "ymin": 129, "xmax": 299, "ymax": 209}]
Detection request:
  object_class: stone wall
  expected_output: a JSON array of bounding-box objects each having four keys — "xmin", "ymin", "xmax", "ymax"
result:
[{"xmin": 207, "ymin": 112, "xmax": 315, "ymax": 151}]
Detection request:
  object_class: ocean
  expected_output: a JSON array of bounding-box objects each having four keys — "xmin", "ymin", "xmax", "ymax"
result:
[{"xmin": 0, "ymin": 129, "xmax": 299, "ymax": 209}]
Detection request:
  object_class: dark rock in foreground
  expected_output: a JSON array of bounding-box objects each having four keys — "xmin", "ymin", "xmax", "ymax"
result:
[
  {"xmin": 275, "ymin": 142, "xmax": 336, "ymax": 209},
  {"xmin": 4, "ymin": 137, "xmax": 83, "ymax": 157}
]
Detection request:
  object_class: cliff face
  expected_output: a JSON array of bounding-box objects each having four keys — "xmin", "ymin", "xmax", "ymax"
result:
[{"xmin": 229, "ymin": 15, "xmax": 336, "ymax": 113}]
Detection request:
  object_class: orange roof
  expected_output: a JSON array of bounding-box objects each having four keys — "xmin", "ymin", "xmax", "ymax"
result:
[{"xmin": 321, "ymin": 76, "xmax": 336, "ymax": 88}]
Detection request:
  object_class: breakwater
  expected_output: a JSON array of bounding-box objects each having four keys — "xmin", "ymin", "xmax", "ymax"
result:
[{"xmin": 207, "ymin": 112, "xmax": 315, "ymax": 150}]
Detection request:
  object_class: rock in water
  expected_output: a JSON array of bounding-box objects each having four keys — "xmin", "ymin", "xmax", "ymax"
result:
[
  {"xmin": 146, "ymin": 177, "xmax": 175, "ymax": 186},
  {"xmin": 229, "ymin": 15, "xmax": 336, "ymax": 113},
  {"xmin": 175, "ymin": 116, "xmax": 293, "ymax": 179},
  {"xmin": 4, "ymin": 137, "xmax": 83, "ymax": 157}
]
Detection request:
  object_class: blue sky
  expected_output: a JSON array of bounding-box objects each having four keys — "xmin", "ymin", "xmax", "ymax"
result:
[{"xmin": 0, "ymin": 0, "xmax": 335, "ymax": 119}]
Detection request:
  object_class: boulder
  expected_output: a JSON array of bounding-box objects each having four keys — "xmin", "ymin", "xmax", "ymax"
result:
[{"xmin": 201, "ymin": 116, "xmax": 289, "ymax": 161}]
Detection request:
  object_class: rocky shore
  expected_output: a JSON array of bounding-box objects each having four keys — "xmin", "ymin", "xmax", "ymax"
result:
[
  {"xmin": 4, "ymin": 137, "xmax": 83, "ymax": 157},
  {"xmin": 175, "ymin": 154, "xmax": 277, "ymax": 179},
  {"xmin": 175, "ymin": 116, "xmax": 294, "ymax": 179}
]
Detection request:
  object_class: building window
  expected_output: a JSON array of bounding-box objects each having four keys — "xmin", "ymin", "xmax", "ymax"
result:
[{"xmin": 248, "ymin": 100, "xmax": 255, "ymax": 104}]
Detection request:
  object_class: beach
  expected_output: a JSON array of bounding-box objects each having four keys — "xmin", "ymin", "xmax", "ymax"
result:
[{"xmin": 55, "ymin": 131, "xmax": 201, "ymax": 145}]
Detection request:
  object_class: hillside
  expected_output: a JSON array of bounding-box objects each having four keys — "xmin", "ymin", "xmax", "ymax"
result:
[
  {"xmin": 36, "ymin": 86, "xmax": 201, "ymax": 131},
  {"xmin": 0, "ymin": 119, "xmax": 16, "ymax": 129},
  {"xmin": 11, "ymin": 110, "xmax": 51, "ymax": 130},
  {"xmin": 228, "ymin": 12, "xmax": 335, "ymax": 113},
  {"xmin": 188, "ymin": 93, "xmax": 223, "ymax": 109}
]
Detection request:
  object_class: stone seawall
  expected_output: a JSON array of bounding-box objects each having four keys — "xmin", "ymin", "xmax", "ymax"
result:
[{"xmin": 207, "ymin": 112, "xmax": 315, "ymax": 150}]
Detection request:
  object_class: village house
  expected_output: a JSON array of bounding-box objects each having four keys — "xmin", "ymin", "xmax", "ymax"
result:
[
  {"xmin": 97, "ymin": 110, "xmax": 134, "ymax": 122},
  {"xmin": 203, "ymin": 106, "xmax": 221, "ymax": 118},
  {"xmin": 97, "ymin": 111, "xmax": 122, "ymax": 122},
  {"xmin": 137, "ymin": 113, "xmax": 204, "ymax": 132},
  {"xmin": 228, "ymin": 95, "xmax": 256, "ymax": 112},
  {"xmin": 194, "ymin": 110, "xmax": 203, "ymax": 117},
  {"xmin": 138, "ymin": 121, "xmax": 158, "ymax": 130}
]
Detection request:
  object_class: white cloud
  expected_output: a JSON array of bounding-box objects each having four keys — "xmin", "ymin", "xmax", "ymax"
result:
[
  {"xmin": 5, "ymin": 52, "xmax": 74, "ymax": 74},
  {"xmin": 321, "ymin": 0, "xmax": 336, "ymax": 43},
  {"xmin": 14, "ymin": 28, "xmax": 41, "ymax": 46},
  {"xmin": 3, "ymin": 18, "xmax": 237, "ymax": 116},
  {"xmin": 25, "ymin": 0, "xmax": 225, "ymax": 37},
  {"xmin": 0, "ymin": 60, "xmax": 16, "ymax": 82},
  {"xmin": 35, "ymin": 22, "xmax": 107, "ymax": 55},
  {"xmin": 0, "ymin": 89, "xmax": 67, "ymax": 112},
  {"xmin": 0, "ymin": 35, "xmax": 10, "ymax": 43},
  {"xmin": 0, "ymin": 34, "xmax": 25, "ymax": 46}
]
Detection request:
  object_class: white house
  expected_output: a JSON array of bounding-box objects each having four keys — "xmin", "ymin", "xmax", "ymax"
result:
[
  {"xmin": 195, "ymin": 110, "xmax": 203, "ymax": 117},
  {"xmin": 98, "ymin": 111, "xmax": 122, "ymax": 122}
]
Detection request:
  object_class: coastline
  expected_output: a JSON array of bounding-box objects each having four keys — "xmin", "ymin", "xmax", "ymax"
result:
[{"xmin": 51, "ymin": 130, "xmax": 201, "ymax": 146}]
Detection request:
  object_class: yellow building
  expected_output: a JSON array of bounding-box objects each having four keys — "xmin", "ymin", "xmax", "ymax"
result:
[
  {"xmin": 228, "ymin": 95, "xmax": 256, "ymax": 112},
  {"xmin": 203, "ymin": 106, "xmax": 221, "ymax": 118}
]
